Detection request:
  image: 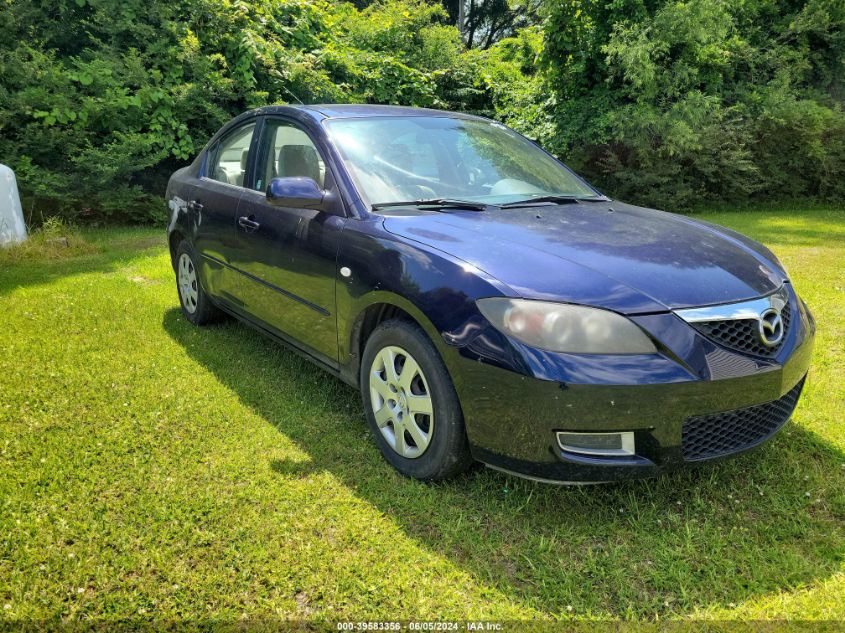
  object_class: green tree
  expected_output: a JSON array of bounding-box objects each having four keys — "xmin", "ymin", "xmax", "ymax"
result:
[
  {"xmin": 542, "ymin": 0, "xmax": 845, "ymax": 208},
  {"xmin": 0, "ymin": 0, "xmax": 479, "ymax": 222}
]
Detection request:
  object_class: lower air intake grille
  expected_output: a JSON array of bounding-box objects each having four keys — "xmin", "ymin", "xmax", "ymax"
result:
[{"xmin": 681, "ymin": 378, "xmax": 805, "ymax": 461}]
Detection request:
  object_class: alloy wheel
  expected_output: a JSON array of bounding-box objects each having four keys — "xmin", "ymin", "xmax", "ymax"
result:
[
  {"xmin": 369, "ymin": 345, "xmax": 434, "ymax": 458},
  {"xmin": 177, "ymin": 253, "xmax": 199, "ymax": 314}
]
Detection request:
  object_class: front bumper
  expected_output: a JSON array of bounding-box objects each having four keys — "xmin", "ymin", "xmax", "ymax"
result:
[{"xmin": 448, "ymin": 285, "xmax": 815, "ymax": 483}]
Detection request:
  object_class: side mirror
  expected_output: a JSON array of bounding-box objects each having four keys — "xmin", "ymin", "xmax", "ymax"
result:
[{"xmin": 266, "ymin": 177, "xmax": 325, "ymax": 209}]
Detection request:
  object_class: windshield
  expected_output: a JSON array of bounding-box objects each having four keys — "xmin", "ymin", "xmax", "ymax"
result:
[{"xmin": 323, "ymin": 116, "xmax": 599, "ymax": 207}]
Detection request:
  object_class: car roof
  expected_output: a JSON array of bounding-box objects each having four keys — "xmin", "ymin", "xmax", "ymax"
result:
[{"xmin": 248, "ymin": 103, "xmax": 486, "ymax": 122}]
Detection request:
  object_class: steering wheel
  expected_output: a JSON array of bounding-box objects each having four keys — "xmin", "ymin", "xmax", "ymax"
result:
[{"xmin": 373, "ymin": 156, "xmax": 469, "ymax": 196}]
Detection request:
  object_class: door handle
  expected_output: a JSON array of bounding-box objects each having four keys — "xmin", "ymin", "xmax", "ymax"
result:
[
  {"xmin": 238, "ymin": 215, "xmax": 260, "ymax": 232},
  {"xmin": 188, "ymin": 200, "xmax": 204, "ymax": 212}
]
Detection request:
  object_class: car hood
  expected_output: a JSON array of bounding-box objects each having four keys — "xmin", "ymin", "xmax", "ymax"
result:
[{"xmin": 381, "ymin": 201, "xmax": 786, "ymax": 314}]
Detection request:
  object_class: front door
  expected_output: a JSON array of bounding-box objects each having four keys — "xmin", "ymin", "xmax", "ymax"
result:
[{"xmin": 229, "ymin": 117, "xmax": 345, "ymax": 366}]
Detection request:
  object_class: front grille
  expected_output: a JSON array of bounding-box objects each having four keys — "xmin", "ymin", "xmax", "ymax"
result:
[
  {"xmin": 693, "ymin": 305, "xmax": 792, "ymax": 358},
  {"xmin": 681, "ymin": 378, "xmax": 805, "ymax": 461}
]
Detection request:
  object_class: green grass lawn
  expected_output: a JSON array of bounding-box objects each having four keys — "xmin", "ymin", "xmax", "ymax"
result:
[{"xmin": 1, "ymin": 208, "xmax": 844, "ymax": 624}]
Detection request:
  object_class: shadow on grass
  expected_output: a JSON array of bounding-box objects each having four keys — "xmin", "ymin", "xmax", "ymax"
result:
[
  {"xmin": 162, "ymin": 307, "xmax": 845, "ymax": 618},
  {"xmin": 0, "ymin": 234, "xmax": 165, "ymax": 296},
  {"xmin": 694, "ymin": 208, "xmax": 845, "ymax": 248}
]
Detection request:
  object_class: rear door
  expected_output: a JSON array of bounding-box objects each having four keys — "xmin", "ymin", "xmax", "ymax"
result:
[
  {"xmin": 193, "ymin": 120, "xmax": 258, "ymax": 305},
  {"xmin": 229, "ymin": 116, "xmax": 346, "ymax": 366}
]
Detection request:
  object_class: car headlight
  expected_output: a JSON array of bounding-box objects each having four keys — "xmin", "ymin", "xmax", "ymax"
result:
[{"xmin": 476, "ymin": 298, "xmax": 657, "ymax": 354}]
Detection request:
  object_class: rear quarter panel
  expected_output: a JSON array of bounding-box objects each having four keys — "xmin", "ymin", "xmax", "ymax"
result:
[{"xmin": 166, "ymin": 165, "xmax": 199, "ymax": 265}]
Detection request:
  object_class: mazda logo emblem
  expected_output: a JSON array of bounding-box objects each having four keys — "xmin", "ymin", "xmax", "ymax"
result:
[{"xmin": 759, "ymin": 308, "xmax": 784, "ymax": 347}]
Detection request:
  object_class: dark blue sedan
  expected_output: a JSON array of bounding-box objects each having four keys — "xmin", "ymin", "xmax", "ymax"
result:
[{"xmin": 166, "ymin": 104, "xmax": 815, "ymax": 483}]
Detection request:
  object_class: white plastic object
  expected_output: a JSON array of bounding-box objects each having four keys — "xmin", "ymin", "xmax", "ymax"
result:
[{"xmin": 0, "ymin": 164, "xmax": 27, "ymax": 246}]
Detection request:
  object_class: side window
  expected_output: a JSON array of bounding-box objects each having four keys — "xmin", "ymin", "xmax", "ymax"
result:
[
  {"xmin": 254, "ymin": 120, "xmax": 326, "ymax": 192},
  {"xmin": 209, "ymin": 122, "xmax": 256, "ymax": 187}
]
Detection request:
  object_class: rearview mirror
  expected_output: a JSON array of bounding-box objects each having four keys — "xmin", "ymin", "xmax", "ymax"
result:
[{"xmin": 266, "ymin": 177, "xmax": 325, "ymax": 209}]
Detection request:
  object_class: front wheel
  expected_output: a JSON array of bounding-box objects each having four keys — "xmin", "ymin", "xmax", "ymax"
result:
[
  {"xmin": 361, "ymin": 319, "xmax": 473, "ymax": 481},
  {"xmin": 174, "ymin": 241, "xmax": 222, "ymax": 326}
]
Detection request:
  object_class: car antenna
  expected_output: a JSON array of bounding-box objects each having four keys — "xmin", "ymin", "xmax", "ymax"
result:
[{"xmin": 282, "ymin": 86, "xmax": 305, "ymax": 105}]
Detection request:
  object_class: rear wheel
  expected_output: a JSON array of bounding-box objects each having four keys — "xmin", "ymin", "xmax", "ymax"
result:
[
  {"xmin": 361, "ymin": 319, "xmax": 473, "ymax": 481},
  {"xmin": 175, "ymin": 241, "xmax": 221, "ymax": 325}
]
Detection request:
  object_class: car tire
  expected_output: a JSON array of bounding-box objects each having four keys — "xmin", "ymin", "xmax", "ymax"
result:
[
  {"xmin": 174, "ymin": 241, "xmax": 222, "ymax": 326},
  {"xmin": 361, "ymin": 319, "xmax": 474, "ymax": 481}
]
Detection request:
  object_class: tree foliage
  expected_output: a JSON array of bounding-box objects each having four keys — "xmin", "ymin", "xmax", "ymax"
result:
[
  {"xmin": 458, "ymin": 0, "xmax": 543, "ymax": 49},
  {"xmin": 0, "ymin": 0, "xmax": 480, "ymax": 221},
  {"xmin": 542, "ymin": 0, "xmax": 845, "ymax": 208},
  {"xmin": 0, "ymin": 0, "xmax": 842, "ymax": 221}
]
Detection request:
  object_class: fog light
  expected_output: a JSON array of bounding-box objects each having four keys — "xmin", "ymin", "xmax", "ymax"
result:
[{"xmin": 556, "ymin": 431, "xmax": 636, "ymax": 457}]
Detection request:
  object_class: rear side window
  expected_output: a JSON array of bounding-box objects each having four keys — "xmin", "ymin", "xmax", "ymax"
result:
[
  {"xmin": 253, "ymin": 120, "xmax": 326, "ymax": 192},
  {"xmin": 209, "ymin": 123, "xmax": 256, "ymax": 187}
]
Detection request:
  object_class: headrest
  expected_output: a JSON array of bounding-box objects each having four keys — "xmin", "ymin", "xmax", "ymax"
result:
[
  {"xmin": 240, "ymin": 148, "xmax": 249, "ymax": 171},
  {"xmin": 278, "ymin": 145, "xmax": 320, "ymax": 183}
]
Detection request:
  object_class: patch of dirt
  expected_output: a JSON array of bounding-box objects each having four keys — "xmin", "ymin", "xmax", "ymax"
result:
[
  {"xmin": 294, "ymin": 590, "xmax": 315, "ymax": 616},
  {"xmin": 128, "ymin": 275, "xmax": 159, "ymax": 285}
]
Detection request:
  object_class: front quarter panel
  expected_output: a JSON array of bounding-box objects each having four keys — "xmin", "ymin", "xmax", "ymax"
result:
[{"xmin": 335, "ymin": 217, "xmax": 514, "ymax": 387}]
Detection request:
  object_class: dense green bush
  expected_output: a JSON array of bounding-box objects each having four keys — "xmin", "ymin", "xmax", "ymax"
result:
[
  {"xmin": 0, "ymin": 0, "xmax": 842, "ymax": 221},
  {"xmin": 542, "ymin": 0, "xmax": 845, "ymax": 209},
  {"xmin": 0, "ymin": 0, "xmax": 479, "ymax": 222}
]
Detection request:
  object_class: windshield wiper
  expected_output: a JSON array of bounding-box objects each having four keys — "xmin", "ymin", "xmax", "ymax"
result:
[
  {"xmin": 500, "ymin": 194, "xmax": 608, "ymax": 208},
  {"xmin": 371, "ymin": 198, "xmax": 490, "ymax": 212}
]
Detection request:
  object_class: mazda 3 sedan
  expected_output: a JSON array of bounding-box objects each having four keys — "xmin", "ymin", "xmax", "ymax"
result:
[{"xmin": 165, "ymin": 104, "xmax": 815, "ymax": 483}]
